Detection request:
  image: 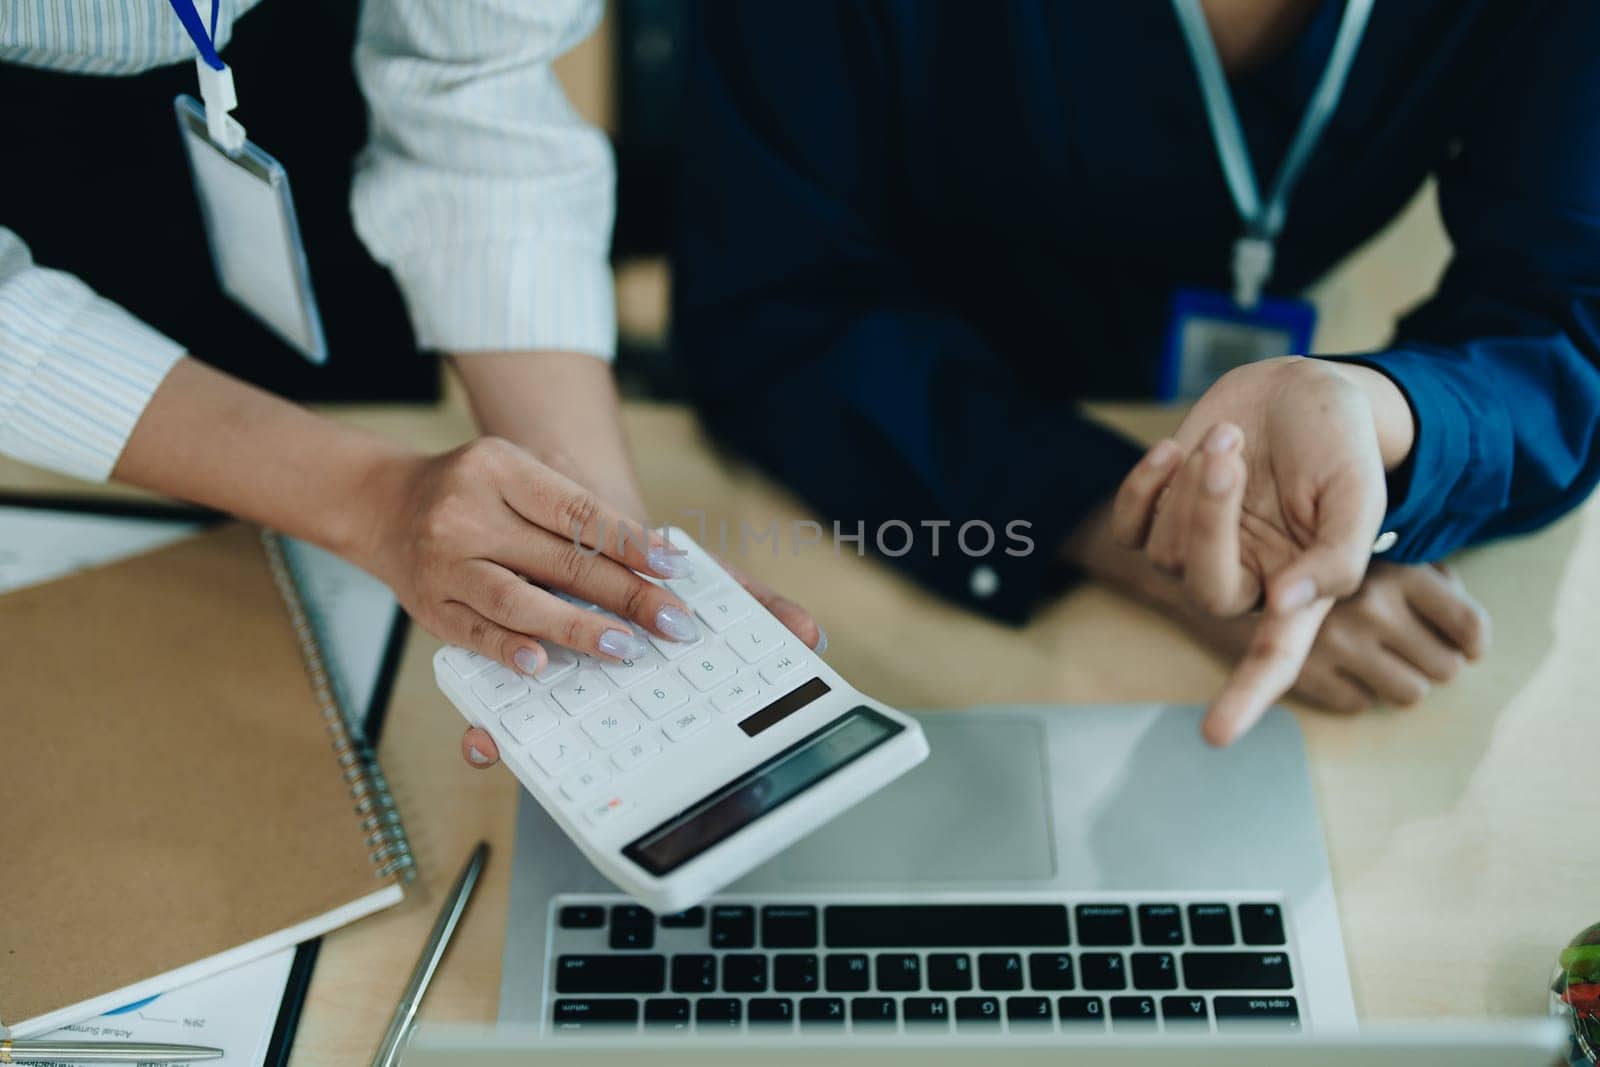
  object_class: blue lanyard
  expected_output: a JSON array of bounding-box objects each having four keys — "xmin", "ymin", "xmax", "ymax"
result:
[
  {"xmin": 1171, "ymin": 0, "xmax": 1374, "ymax": 307},
  {"xmin": 165, "ymin": 0, "xmax": 246, "ymax": 152},
  {"xmin": 166, "ymin": 0, "xmax": 225, "ymax": 71}
]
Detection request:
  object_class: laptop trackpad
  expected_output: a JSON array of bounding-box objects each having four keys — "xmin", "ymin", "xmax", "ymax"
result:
[{"xmin": 772, "ymin": 716, "xmax": 1055, "ymax": 885}]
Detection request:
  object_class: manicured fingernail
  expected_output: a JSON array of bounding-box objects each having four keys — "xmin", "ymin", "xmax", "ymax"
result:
[
  {"xmin": 1204, "ymin": 456, "xmax": 1236, "ymax": 495},
  {"xmin": 813, "ymin": 625, "xmax": 828, "ymax": 654},
  {"xmin": 1205, "ymin": 423, "xmax": 1241, "ymax": 455},
  {"xmin": 647, "ymin": 544, "xmax": 694, "ymax": 579},
  {"xmin": 1148, "ymin": 440, "xmax": 1181, "ymax": 468},
  {"xmin": 655, "ymin": 604, "xmax": 699, "ymax": 642},
  {"xmin": 598, "ymin": 628, "xmax": 649, "ymax": 660},
  {"xmin": 1278, "ymin": 577, "xmax": 1317, "ymax": 611},
  {"xmin": 467, "ymin": 745, "xmax": 492, "ymax": 765},
  {"xmin": 513, "ymin": 646, "xmax": 543, "ymax": 675}
]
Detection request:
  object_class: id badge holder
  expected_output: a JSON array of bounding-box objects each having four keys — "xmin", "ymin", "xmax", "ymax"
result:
[
  {"xmin": 1157, "ymin": 286, "xmax": 1315, "ymax": 401},
  {"xmin": 174, "ymin": 94, "xmax": 327, "ymax": 363}
]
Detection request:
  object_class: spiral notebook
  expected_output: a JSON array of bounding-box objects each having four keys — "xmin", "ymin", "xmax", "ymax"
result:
[{"xmin": 0, "ymin": 520, "xmax": 414, "ymax": 1039}]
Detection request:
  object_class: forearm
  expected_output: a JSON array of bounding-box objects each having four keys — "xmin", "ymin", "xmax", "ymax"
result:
[
  {"xmin": 113, "ymin": 356, "xmax": 414, "ymax": 561},
  {"xmin": 449, "ymin": 351, "xmax": 645, "ymax": 521}
]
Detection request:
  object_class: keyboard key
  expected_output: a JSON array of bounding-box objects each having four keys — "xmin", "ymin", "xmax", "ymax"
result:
[
  {"xmin": 1028, "ymin": 952, "xmax": 1075, "ymax": 990},
  {"xmin": 1214, "ymin": 995, "xmax": 1300, "ymax": 1032},
  {"xmin": 670, "ymin": 954, "xmax": 716, "ymax": 993},
  {"xmin": 747, "ymin": 997, "xmax": 794, "ymax": 1026},
  {"xmin": 612, "ymin": 738, "xmax": 660, "ymax": 772},
  {"xmin": 1058, "ymin": 996, "xmax": 1107, "ymax": 1029},
  {"xmin": 875, "ymin": 953, "xmax": 922, "ymax": 992},
  {"xmin": 631, "ymin": 677, "xmax": 691, "ymax": 719},
  {"xmin": 659, "ymin": 907, "xmax": 705, "ymax": 928},
  {"xmin": 1110, "ymin": 995, "xmax": 1157, "ymax": 1030},
  {"xmin": 1137, "ymin": 903, "xmax": 1185, "ymax": 946},
  {"xmin": 696, "ymin": 593, "xmax": 752, "ymax": 632},
  {"xmin": 726, "ymin": 619, "xmax": 787, "ymax": 663},
  {"xmin": 661, "ymin": 706, "xmax": 711, "ymax": 742},
  {"xmin": 1239, "ymin": 903, "xmax": 1287, "ymax": 946},
  {"xmin": 1188, "ymin": 904, "xmax": 1235, "ymax": 946},
  {"xmin": 600, "ymin": 652, "xmax": 659, "ymax": 688},
  {"xmin": 799, "ymin": 997, "xmax": 846, "ymax": 1027},
  {"xmin": 610, "ymin": 905, "xmax": 654, "ymax": 951},
  {"xmin": 1161, "ymin": 995, "xmax": 1211, "ymax": 1028},
  {"xmin": 1080, "ymin": 952, "xmax": 1127, "ymax": 990},
  {"xmin": 647, "ymin": 629, "xmax": 703, "ymax": 660},
  {"xmin": 552, "ymin": 998, "xmax": 638, "ymax": 1029},
  {"xmin": 710, "ymin": 674, "xmax": 765, "ymax": 714},
  {"xmin": 928, "ymin": 953, "xmax": 973, "ymax": 991},
  {"xmin": 1131, "ymin": 952, "xmax": 1178, "ymax": 990},
  {"xmin": 1006, "ymin": 996, "xmax": 1053, "ymax": 1026},
  {"xmin": 536, "ymin": 643, "xmax": 579, "ymax": 683},
  {"xmin": 759, "ymin": 652, "xmax": 804, "ymax": 686},
  {"xmin": 1182, "ymin": 952, "xmax": 1294, "ymax": 990},
  {"xmin": 1076, "ymin": 904, "xmax": 1134, "ymax": 946},
  {"xmin": 529, "ymin": 731, "xmax": 588, "ymax": 776},
  {"xmin": 852, "ymin": 997, "xmax": 898, "ymax": 1026},
  {"xmin": 678, "ymin": 648, "xmax": 739, "ymax": 690},
  {"xmin": 955, "ymin": 996, "xmax": 1001, "ymax": 1028},
  {"xmin": 580, "ymin": 705, "xmax": 642, "ymax": 749},
  {"xmin": 558, "ymin": 905, "xmax": 604, "ymax": 929},
  {"xmin": 560, "ymin": 766, "xmax": 612, "ymax": 802},
  {"xmin": 711, "ymin": 905, "xmax": 755, "ymax": 949},
  {"xmin": 555, "ymin": 955, "xmax": 665, "ymax": 993},
  {"xmin": 722, "ymin": 954, "xmax": 768, "ymax": 992},
  {"xmin": 695, "ymin": 998, "xmax": 742, "ymax": 1030},
  {"xmin": 500, "ymin": 701, "xmax": 559, "ymax": 744},
  {"xmin": 552, "ymin": 669, "xmax": 609, "ymax": 715},
  {"xmin": 825, "ymin": 953, "xmax": 870, "ymax": 992},
  {"xmin": 978, "ymin": 952, "xmax": 1023, "ymax": 990},
  {"xmin": 762, "ymin": 905, "xmax": 819, "ymax": 948},
  {"xmin": 643, "ymin": 997, "xmax": 689, "ymax": 1030},
  {"xmin": 665, "ymin": 568, "xmax": 724, "ymax": 603},
  {"xmin": 774, "ymin": 954, "xmax": 819, "ymax": 993},
  {"xmin": 442, "ymin": 646, "xmax": 492, "ymax": 679},
  {"xmin": 903, "ymin": 997, "xmax": 950, "ymax": 1028},
  {"xmin": 824, "ymin": 905, "xmax": 1070, "ymax": 947},
  {"xmin": 471, "ymin": 666, "xmax": 529, "ymax": 711}
]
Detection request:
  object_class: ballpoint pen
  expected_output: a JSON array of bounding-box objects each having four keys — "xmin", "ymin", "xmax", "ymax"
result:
[
  {"xmin": 0, "ymin": 1040, "xmax": 222, "ymax": 1063},
  {"xmin": 369, "ymin": 840, "xmax": 489, "ymax": 1067}
]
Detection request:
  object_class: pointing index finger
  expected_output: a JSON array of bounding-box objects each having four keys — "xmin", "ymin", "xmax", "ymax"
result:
[{"xmin": 1202, "ymin": 597, "xmax": 1334, "ymax": 746}]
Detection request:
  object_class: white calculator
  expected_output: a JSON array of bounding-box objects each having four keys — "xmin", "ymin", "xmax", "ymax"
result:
[{"xmin": 433, "ymin": 529, "xmax": 929, "ymax": 913}]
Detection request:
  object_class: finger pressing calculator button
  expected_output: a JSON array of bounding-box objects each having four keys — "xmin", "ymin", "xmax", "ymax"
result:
[
  {"xmin": 471, "ymin": 666, "xmax": 530, "ymax": 711},
  {"xmin": 695, "ymin": 593, "xmax": 752, "ymax": 633},
  {"xmin": 561, "ymin": 766, "xmax": 612, "ymax": 801},
  {"xmin": 529, "ymin": 732, "xmax": 588, "ymax": 776},
  {"xmin": 580, "ymin": 706, "xmax": 643, "ymax": 749},
  {"xmin": 442, "ymin": 645, "xmax": 492, "ymax": 679},
  {"xmin": 600, "ymin": 652, "xmax": 659, "ymax": 688},
  {"xmin": 678, "ymin": 648, "xmax": 739, "ymax": 691},
  {"xmin": 612, "ymin": 739, "xmax": 661, "ymax": 772},
  {"xmin": 535, "ymin": 643, "xmax": 579, "ymax": 684},
  {"xmin": 759, "ymin": 652, "xmax": 804, "ymax": 686},
  {"xmin": 499, "ymin": 701, "xmax": 559, "ymax": 744},
  {"xmin": 662, "ymin": 706, "xmax": 710, "ymax": 742},
  {"xmin": 665, "ymin": 568, "xmax": 725, "ymax": 603},
  {"xmin": 631, "ymin": 677, "xmax": 691, "ymax": 720},
  {"xmin": 647, "ymin": 630, "xmax": 702, "ymax": 661},
  {"xmin": 552, "ymin": 669, "xmax": 609, "ymax": 715},
  {"xmin": 726, "ymin": 619, "xmax": 787, "ymax": 664},
  {"xmin": 710, "ymin": 675, "xmax": 764, "ymax": 714}
]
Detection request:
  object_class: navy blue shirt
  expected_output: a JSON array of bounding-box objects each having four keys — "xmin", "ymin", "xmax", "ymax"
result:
[{"xmin": 673, "ymin": 1, "xmax": 1600, "ymax": 622}]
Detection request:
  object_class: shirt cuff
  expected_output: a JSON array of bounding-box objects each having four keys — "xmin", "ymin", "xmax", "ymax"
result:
[
  {"xmin": 0, "ymin": 266, "xmax": 184, "ymax": 482},
  {"xmin": 385, "ymin": 241, "xmax": 617, "ymax": 359}
]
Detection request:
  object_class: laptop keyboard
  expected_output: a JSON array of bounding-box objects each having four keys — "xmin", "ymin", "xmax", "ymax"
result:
[{"xmin": 547, "ymin": 899, "xmax": 1303, "ymax": 1036}]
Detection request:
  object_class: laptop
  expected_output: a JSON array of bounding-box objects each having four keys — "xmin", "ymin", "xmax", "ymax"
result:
[{"xmin": 490, "ymin": 704, "xmax": 1360, "ymax": 1040}]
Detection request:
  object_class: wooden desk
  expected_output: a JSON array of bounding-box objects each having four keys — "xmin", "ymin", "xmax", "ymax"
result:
[{"xmin": 5, "ymin": 396, "xmax": 1594, "ymax": 1062}]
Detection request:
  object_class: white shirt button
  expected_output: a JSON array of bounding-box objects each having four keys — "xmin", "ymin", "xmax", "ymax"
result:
[
  {"xmin": 969, "ymin": 565, "xmax": 1000, "ymax": 599},
  {"xmin": 1372, "ymin": 530, "xmax": 1399, "ymax": 554}
]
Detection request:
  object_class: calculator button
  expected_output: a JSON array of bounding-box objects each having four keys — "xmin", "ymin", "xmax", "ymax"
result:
[
  {"xmin": 471, "ymin": 667, "xmax": 531, "ymax": 711},
  {"xmin": 759, "ymin": 652, "xmax": 803, "ymax": 685},
  {"xmin": 612, "ymin": 739, "xmax": 661, "ymax": 772},
  {"xmin": 665, "ymin": 568, "xmax": 725, "ymax": 603},
  {"xmin": 499, "ymin": 701, "xmax": 559, "ymax": 743},
  {"xmin": 678, "ymin": 648, "xmax": 739, "ymax": 691},
  {"xmin": 552, "ymin": 669, "xmax": 609, "ymax": 715},
  {"xmin": 561, "ymin": 766, "xmax": 613, "ymax": 801},
  {"xmin": 710, "ymin": 675, "xmax": 764, "ymax": 714},
  {"xmin": 662, "ymin": 706, "xmax": 711, "ymax": 742},
  {"xmin": 600, "ymin": 652, "xmax": 659, "ymax": 688},
  {"xmin": 535, "ymin": 644, "xmax": 579, "ymax": 684},
  {"xmin": 442, "ymin": 646, "xmax": 492, "ymax": 679},
  {"xmin": 695, "ymin": 594, "xmax": 752, "ymax": 633},
  {"xmin": 647, "ymin": 631, "xmax": 702, "ymax": 661},
  {"xmin": 580, "ymin": 706, "xmax": 643, "ymax": 749},
  {"xmin": 585, "ymin": 795, "xmax": 631, "ymax": 825},
  {"xmin": 631, "ymin": 677, "xmax": 691, "ymax": 720},
  {"xmin": 529, "ymin": 732, "xmax": 588, "ymax": 776},
  {"xmin": 726, "ymin": 619, "xmax": 787, "ymax": 664}
]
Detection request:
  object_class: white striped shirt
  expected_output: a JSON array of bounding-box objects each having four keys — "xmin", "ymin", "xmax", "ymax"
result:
[{"xmin": 0, "ymin": 0, "xmax": 615, "ymax": 481}]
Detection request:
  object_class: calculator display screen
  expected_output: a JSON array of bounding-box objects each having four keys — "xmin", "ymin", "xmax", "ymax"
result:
[{"xmin": 622, "ymin": 705, "xmax": 903, "ymax": 876}]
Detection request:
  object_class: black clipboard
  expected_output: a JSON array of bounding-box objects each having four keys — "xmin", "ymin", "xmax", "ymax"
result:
[{"xmin": 0, "ymin": 492, "xmax": 410, "ymax": 1066}]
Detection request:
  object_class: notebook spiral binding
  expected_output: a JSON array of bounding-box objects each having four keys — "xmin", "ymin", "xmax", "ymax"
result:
[{"xmin": 260, "ymin": 530, "xmax": 416, "ymax": 883}]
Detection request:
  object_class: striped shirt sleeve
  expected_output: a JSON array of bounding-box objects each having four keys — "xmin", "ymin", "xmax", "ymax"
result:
[
  {"xmin": 0, "ymin": 228, "xmax": 184, "ymax": 481},
  {"xmin": 351, "ymin": 0, "xmax": 617, "ymax": 359}
]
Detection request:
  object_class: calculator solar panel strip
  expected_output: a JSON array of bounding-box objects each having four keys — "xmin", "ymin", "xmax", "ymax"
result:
[{"xmin": 434, "ymin": 528, "xmax": 929, "ymax": 913}]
